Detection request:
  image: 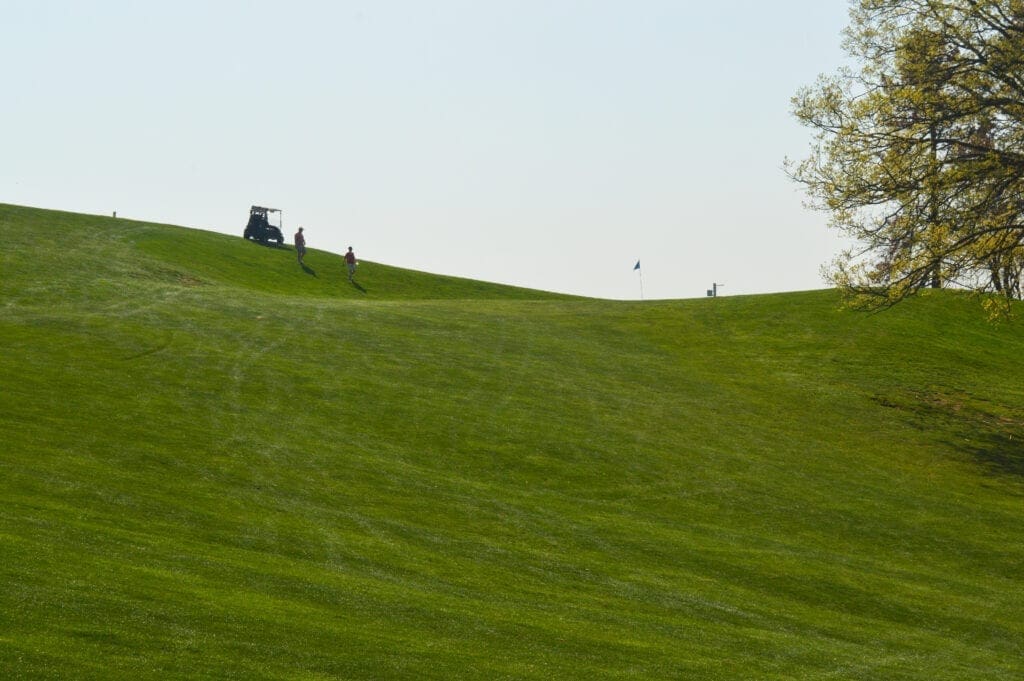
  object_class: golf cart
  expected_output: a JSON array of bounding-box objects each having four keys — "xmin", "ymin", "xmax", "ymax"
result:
[{"xmin": 243, "ymin": 205, "xmax": 284, "ymax": 245}]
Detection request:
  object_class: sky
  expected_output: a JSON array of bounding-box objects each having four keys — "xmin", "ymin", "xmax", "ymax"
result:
[{"xmin": 2, "ymin": 1, "xmax": 853, "ymax": 300}]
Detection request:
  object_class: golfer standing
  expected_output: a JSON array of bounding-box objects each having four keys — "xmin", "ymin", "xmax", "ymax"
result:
[
  {"xmin": 294, "ymin": 227, "xmax": 306, "ymax": 264},
  {"xmin": 345, "ymin": 246, "xmax": 357, "ymax": 281}
]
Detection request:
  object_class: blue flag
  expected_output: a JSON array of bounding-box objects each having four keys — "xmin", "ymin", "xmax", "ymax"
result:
[{"xmin": 633, "ymin": 260, "xmax": 641, "ymax": 271}]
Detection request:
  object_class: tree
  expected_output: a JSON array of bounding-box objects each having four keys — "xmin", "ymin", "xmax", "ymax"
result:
[{"xmin": 789, "ymin": 0, "xmax": 1024, "ymax": 312}]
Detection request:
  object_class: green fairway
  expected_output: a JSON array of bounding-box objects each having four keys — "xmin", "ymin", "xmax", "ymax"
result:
[{"xmin": 1, "ymin": 203, "xmax": 1022, "ymax": 679}]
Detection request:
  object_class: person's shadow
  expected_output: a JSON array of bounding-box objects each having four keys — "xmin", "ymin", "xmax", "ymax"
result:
[
  {"xmin": 301, "ymin": 264, "xmax": 317, "ymax": 277},
  {"xmin": 351, "ymin": 280, "xmax": 366, "ymax": 293}
]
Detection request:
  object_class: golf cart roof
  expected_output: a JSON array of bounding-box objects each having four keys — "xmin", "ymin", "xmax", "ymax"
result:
[{"xmin": 250, "ymin": 205, "xmax": 280, "ymax": 213}]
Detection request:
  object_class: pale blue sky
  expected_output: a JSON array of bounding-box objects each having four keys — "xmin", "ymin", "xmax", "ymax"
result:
[{"xmin": 3, "ymin": 1, "xmax": 850, "ymax": 299}]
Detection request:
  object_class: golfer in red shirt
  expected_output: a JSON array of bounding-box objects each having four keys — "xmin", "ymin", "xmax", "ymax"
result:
[
  {"xmin": 345, "ymin": 247, "xmax": 357, "ymax": 281},
  {"xmin": 294, "ymin": 227, "xmax": 306, "ymax": 264}
]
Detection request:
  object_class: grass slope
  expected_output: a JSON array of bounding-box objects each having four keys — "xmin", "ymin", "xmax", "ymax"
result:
[{"xmin": 1, "ymin": 203, "xmax": 1022, "ymax": 680}]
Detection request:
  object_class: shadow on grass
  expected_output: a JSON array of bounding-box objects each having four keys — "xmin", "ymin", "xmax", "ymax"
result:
[
  {"xmin": 301, "ymin": 263, "xmax": 317, "ymax": 277},
  {"xmin": 351, "ymin": 280, "xmax": 366, "ymax": 293},
  {"xmin": 875, "ymin": 390, "xmax": 1024, "ymax": 479},
  {"xmin": 245, "ymin": 239, "xmax": 288, "ymax": 250},
  {"xmin": 966, "ymin": 432, "xmax": 1024, "ymax": 478}
]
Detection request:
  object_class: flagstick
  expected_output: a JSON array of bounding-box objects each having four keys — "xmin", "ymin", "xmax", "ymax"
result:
[{"xmin": 638, "ymin": 268, "xmax": 644, "ymax": 300}]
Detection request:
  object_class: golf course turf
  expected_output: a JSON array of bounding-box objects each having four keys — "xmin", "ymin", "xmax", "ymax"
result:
[{"xmin": 1, "ymin": 203, "xmax": 1022, "ymax": 679}]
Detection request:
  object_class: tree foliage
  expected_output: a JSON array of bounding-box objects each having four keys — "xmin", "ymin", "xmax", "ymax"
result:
[{"xmin": 790, "ymin": 0, "xmax": 1024, "ymax": 311}]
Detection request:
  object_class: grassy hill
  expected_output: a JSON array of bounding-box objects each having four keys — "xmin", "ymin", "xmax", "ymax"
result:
[{"xmin": 1, "ymin": 203, "xmax": 1022, "ymax": 680}]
